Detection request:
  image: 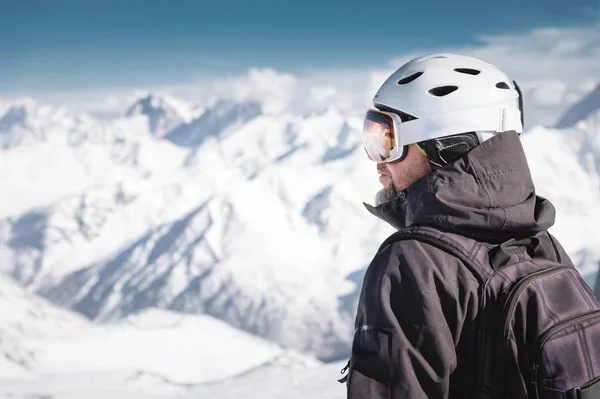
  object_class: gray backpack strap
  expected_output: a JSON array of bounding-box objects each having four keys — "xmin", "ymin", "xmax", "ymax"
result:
[{"xmin": 378, "ymin": 225, "xmax": 492, "ymax": 283}]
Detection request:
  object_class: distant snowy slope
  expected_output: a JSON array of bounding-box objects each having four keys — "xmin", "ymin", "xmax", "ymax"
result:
[
  {"xmin": 164, "ymin": 100, "xmax": 262, "ymax": 147},
  {"xmin": 32, "ymin": 309, "xmax": 313, "ymax": 385},
  {"xmin": 1, "ymin": 356, "xmax": 333, "ymax": 399},
  {"xmin": 555, "ymin": 83, "xmax": 600, "ymax": 129},
  {"xmin": 0, "ymin": 184, "xmax": 148, "ymax": 286},
  {"xmin": 522, "ymin": 86, "xmax": 600, "ymax": 279},
  {"xmin": 190, "ymin": 360, "xmax": 344, "ymax": 399},
  {"xmin": 36, "ymin": 150, "xmax": 379, "ymax": 361},
  {"xmin": 0, "ymin": 100, "xmax": 82, "ymax": 148},
  {"xmin": 0, "ymin": 100, "xmax": 187, "ymax": 219},
  {"xmin": 522, "ymin": 126, "xmax": 600, "ymax": 278},
  {"xmin": 544, "ymin": 81, "xmax": 600, "ymax": 193},
  {"xmin": 0, "ymin": 274, "xmax": 87, "ymax": 378},
  {"xmin": 0, "ymin": 99, "xmax": 382, "ymax": 361},
  {"xmin": 0, "ymin": 275, "xmax": 318, "ymax": 395}
]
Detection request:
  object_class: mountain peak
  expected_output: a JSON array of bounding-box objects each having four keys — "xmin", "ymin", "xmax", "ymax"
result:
[
  {"xmin": 126, "ymin": 93, "xmax": 200, "ymax": 137},
  {"xmin": 555, "ymin": 82, "xmax": 600, "ymax": 129}
]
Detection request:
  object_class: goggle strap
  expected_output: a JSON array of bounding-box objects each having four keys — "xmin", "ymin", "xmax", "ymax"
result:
[{"xmin": 394, "ymin": 108, "xmax": 523, "ymax": 148}]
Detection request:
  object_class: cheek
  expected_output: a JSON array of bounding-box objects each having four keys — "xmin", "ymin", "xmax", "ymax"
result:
[{"xmin": 388, "ymin": 167, "xmax": 403, "ymax": 185}]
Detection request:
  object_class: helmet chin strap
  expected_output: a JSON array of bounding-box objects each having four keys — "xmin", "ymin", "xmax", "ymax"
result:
[{"xmin": 417, "ymin": 132, "xmax": 481, "ymax": 170}]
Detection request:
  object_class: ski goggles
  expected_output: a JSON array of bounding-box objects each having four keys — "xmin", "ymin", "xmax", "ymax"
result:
[
  {"xmin": 362, "ymin": 109, "xmax": 410, "ymax": 163},
  {"xmin": 362, "ymin": 104, "xmax": 524, "ymax": 163}
]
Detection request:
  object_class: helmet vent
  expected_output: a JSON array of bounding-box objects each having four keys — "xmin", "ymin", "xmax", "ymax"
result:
[
  {"xmin": 496, "ymin": 82, "xmax": 510, "ymax": 89},
  {"xmin": 454, "ymin": 68, "xmax": 480, "ymax": 75},
  {"xmin": 428, "ymin": 86, "xmax": 458, "ymax": 97},
  {"xmin": 397, "ymin": 72, "xmax": 423, "ymax": 85}
]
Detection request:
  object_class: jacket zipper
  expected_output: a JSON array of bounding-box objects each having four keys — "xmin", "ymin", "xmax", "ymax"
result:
[
  {"xmin": 530, "ymin": 310, "xmax": 600, "ymax": 389},
  {"xmin": 502, "ymin": 266, "xmax": 571, "ymax": 341},
  {"xmin": 338, "ymin": 359, "xmax": 350, "ymax": 384}
]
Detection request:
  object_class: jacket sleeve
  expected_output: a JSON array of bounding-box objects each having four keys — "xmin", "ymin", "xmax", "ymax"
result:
[{"xmin": 346, "ymin": 240, "xmax": 478, "ymax": 399}]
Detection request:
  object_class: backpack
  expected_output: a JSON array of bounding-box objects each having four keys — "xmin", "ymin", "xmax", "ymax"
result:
[{"xmin": 378, "ymin": 225, "xmax": 600, "ymax": 399}]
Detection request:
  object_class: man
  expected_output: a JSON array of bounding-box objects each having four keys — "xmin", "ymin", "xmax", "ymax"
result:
[{"xmin": 344, "ymin": 53, "xmax": 578, "ymax": 398}]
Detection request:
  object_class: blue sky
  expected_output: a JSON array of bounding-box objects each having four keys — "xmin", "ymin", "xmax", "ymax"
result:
[{"xmin": 2, "ymin": 0, "xmax": 598, "ymax": 95}]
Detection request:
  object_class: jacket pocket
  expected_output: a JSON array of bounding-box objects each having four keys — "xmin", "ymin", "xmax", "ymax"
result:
[{"xmin": 531, "ymin": 310, "xmax": 600, "ymax": 398}]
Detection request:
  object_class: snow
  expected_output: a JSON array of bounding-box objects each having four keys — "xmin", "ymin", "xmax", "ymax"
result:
[
  {"xmin": 33, "ymin": 309, "xmax": 302, "ymax": 384},
  {"xmin": 0, "ymin": 275, "xmax": 321, "ymax": 397},
  {"xmin": 0, "ymin": 96, "xmax": 381, "ymax": 361},
  {"xmin": 0, "ymin": 362, "xmax": 344, "ymax": 399}
]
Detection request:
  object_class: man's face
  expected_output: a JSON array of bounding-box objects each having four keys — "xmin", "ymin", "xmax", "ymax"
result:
[{"xmin": 375, "ymin": 144, "xmax": 432, "ymax": 205}]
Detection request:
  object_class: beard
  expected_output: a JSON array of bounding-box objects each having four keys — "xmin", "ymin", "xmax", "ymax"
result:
[
  {"xmin": 375, "ymin": 163, "xmax": 400, "ymax": 206},
  {"xmin": 375, "ymin": 183, "xmax": 400, "ymax": 206}
]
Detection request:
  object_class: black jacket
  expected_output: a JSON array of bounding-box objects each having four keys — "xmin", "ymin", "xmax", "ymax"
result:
[{"xmin": 347, "ymin": 132, "xmax": 558, "ymax": 398}]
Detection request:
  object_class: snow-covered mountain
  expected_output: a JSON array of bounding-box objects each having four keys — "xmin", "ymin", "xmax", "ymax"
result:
[
  {"xmin": 0, "ymin": 98, "xmax": 188, "ymax": 219},
  {"xmin": 126, "ymin": 93, "xmax": 202, "ymax": 138},
  {"xmin": 0, "ymin": 99, "xmax": 102, "ymax": 149},
  {"xmin": 0, "ymin": 274, "xmax": 87, "ymax": 379},
  {"xmin": 521, "ymin": 126, "xmax": 600, "ymax": 276},
  {"xmin": 164, "ymin": 99, "xmax": 263, "ymax": 147},
  {"xmin": 555, "ymin": 82, "xmax": 600, "ymax": 129},
  {"xmin": 1, "ymin": 100, "xmax": 381, "ymax": 361},
  {"xmin": 1, "ymin": 82, "xmax": 600, "ymax": 368}
]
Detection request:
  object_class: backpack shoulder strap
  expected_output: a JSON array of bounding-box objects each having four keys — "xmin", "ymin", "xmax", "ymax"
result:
[{"xmin": 379, "ymin": 225, "xmax": 492, "ymax": 283}]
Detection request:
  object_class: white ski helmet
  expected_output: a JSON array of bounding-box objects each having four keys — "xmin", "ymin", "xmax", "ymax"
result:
[{"xmin": 373, "ymin": 53, "xmax": 524, "ymax": 145}]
